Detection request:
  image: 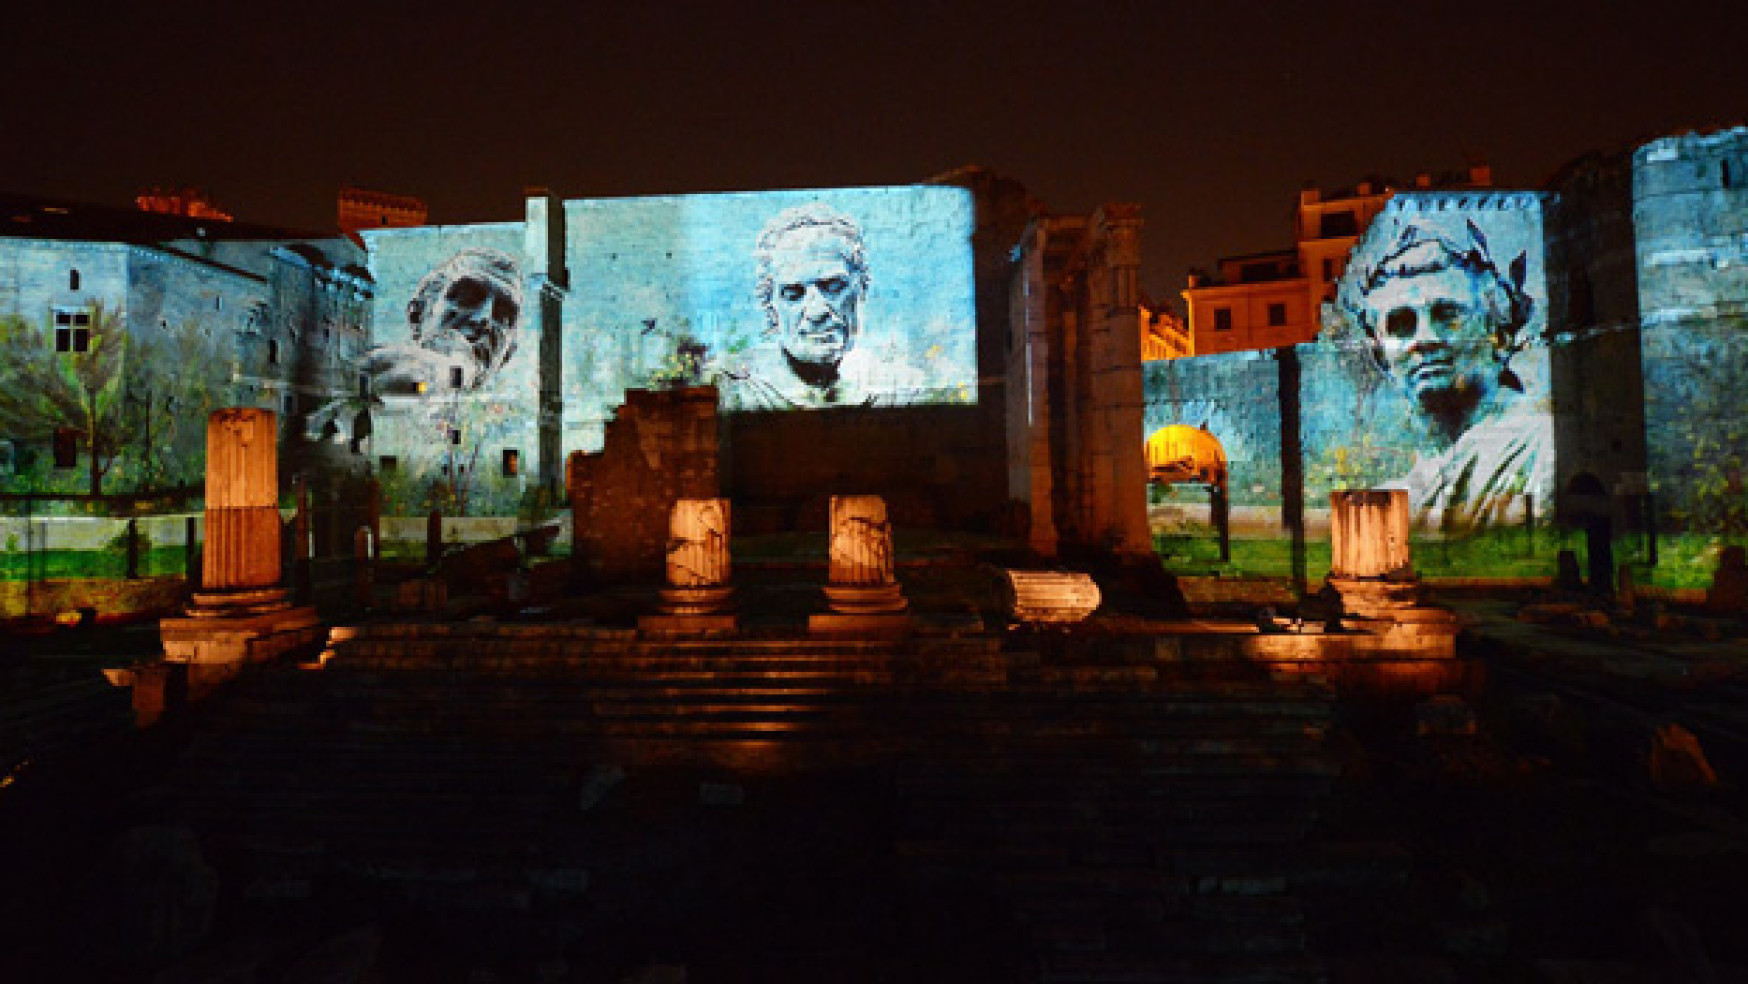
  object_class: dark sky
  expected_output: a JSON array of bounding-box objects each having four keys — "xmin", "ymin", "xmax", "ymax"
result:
[{"xmin": 5, "ymin": 1, "xmax": 1744, "ymax": 304}]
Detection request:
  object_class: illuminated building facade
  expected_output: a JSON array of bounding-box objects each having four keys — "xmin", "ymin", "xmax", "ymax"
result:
[
  {"xmin": 1146, "ymin": 128, "xmax": 1748, "ymax": 585},
  {"xmin": 1179, "ymin": 166, "xmax": 1492, "ymax": 358},
  {"xmin": 0, "ymin": 193, "xmax": 370, "ymax": 496}
]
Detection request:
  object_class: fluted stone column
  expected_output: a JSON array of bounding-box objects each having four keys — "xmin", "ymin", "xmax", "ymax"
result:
[
  {"xmin": 658, "ymin": 498, "xmax": 734, "ymax": 616},
  {"xmin": 822, "ymin": 495, "xmax": 906, "ymax": 615},
  {"xmin": 192, "ymin": 408, "xmax": 286, "ymax": 615},
  {"xmin": 1315, "ymin": 487, "xmax": 1458, "ymax": 658},
  {"xmin": 1329, "ymin": 489, "xmax": 1412, "ymax": 580},
  {"xmin": 159, "ymin": 408, "xmax": 321, "ymax": 710}
]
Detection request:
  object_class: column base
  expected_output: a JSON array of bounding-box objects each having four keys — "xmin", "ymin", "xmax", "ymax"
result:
[{"xmin": 822, "ymin": 581, "xmax": 908, "ymax": 615}]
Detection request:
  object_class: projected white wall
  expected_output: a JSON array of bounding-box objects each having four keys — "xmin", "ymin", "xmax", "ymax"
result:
[
  {"xmin": 356, "ymin": 224, "xmax": 540, "ymax": 514},
  {"xmin": 562, "ymin": 185, "xmax": 977, "ymax": 440},
  {"xmin": 1318, "ymin": 195, "xmax": 1553, "ymax": 531}
]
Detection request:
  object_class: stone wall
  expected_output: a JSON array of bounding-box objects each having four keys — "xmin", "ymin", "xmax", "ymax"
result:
[
  {"xmin": 568, "ymin": 387, "xmax": 719, "ymax": 581},
  {"xmin": 1144, "ymin": 349, "xmax": 1285, "ymax": 512},
  {"xmin": 1633, "ymin": 127, "xmax": 1748, "ymax": 535}
]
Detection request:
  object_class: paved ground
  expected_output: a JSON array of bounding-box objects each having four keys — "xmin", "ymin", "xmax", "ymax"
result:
[{"xmin": 3, "ymin": 579, "xmax": 1747, "ymax": 982}]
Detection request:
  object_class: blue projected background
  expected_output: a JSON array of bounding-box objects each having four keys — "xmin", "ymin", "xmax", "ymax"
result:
[{"xmin": 562, "ymin": 185, "xmax": 977, "ymax": 435}]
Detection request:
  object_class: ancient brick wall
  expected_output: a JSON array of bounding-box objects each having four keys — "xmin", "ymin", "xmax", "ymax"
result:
[{"xmin": 568, "ymin": 387, "xmax": 719, "ymax": 581}]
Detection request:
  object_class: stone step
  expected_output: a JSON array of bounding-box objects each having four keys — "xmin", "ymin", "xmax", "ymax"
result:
[
  {"xmin": 0, "ymin": 676, "xmax": 133, "ymax": 768},
  {"xmin": 1037, "ymin": 950, "xmax": 1325, "ymax": 984}
]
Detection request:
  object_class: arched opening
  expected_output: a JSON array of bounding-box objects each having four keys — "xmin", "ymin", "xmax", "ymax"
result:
[
  {"xmin": 1146, "ymin": 424, "xmax": 1231, "ymax": 562},
  {"xmin": 1146, "ymin": 424, "xmax": 1227, "ymax": 487}
]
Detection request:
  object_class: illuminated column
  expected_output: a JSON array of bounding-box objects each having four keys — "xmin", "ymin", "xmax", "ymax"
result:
[
  {"xmin": 160, "ymin": 407, "xmax": 320, "ymax": 708},
  {"xmin": 1329, "ymin": 488, "xmax": 1412, "ymax": 579},
  {"xmin": 193, "ymin": 408, "xmax": 286, "ymax": 613},
  {"xmin": 659, "ymin": 498, "xmax": 733, "ymax": 615},
  {"xmin": 823, "ymin": 495, "xmax": 906, "ymax": 614},
  {"xmin": 1087, "ymin": 203, "xmax": 1150, "ymax": 557}
]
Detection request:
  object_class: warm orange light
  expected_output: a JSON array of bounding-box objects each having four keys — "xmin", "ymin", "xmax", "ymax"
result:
[{"xmin": 1146, "ymin": 424, "xmax": 1226, "ymax": 485}]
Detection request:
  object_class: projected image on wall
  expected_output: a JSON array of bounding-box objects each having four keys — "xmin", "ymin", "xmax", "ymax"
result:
[
  {"xmin": 367, "ymin": 248, "xmax": 524, "ymax": 399},
  {"xmin": 1327, "ymin": 211, "xmax": 1553, "ymax": 531},
  {"xmin": 716, "ymin": 203, "xmax": 921, "ymax": 409},
  {"xmin": 563, "ymin": 185, "xmax": 977, "ymax": 426}
]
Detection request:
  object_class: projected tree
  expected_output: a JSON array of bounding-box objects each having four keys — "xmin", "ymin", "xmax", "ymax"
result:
[{"xmin": 0, "ymin": 302, "xmax": 132, "ymax": 496}]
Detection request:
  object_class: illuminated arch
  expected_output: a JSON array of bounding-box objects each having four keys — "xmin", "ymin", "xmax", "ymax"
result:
[{"xmin": 1146, "ymin": 424, "xmax": 1227, "ymax": 487}]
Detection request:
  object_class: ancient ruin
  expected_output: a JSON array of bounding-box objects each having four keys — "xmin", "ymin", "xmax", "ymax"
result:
[
  {"xmin": 639, "ymin": 497, "xmax": 737, "ymax": 635},
  {"xmin": 812, "ymin": 494, "xmax": 910, "ymax": 635},
  {"xmin": 155, "ymin": 409, "xmax": 321, "ymax": 701}
]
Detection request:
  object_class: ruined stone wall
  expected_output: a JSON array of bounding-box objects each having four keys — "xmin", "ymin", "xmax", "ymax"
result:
[
  {"xmin": 1544, "ymin": 149, "xmax": 1649, "ymax": 537},
  {"xmin": 1633, "ymin": 127, "xmax": 1748, "ymax": 535},
  {"xmin": 1143, "ymin": 350, "xmax": 1285, "ymax": 516},
  {"xmin": 568, "ymin": 387, "xmax": 719, "ymax": 581}
]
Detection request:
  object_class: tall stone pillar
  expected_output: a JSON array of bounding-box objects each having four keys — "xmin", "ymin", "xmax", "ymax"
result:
[
  {"xmin": 1086, "ymin": 203, "xmax": 1150, "ymax": 558},
  {"xmin": 194, "ymin": 409, "xmax": 286, "ymax": 613},
  {"xmin": 159, "ymin": 409, "xmax": 322, "ymax": 705},
  {"xmin": 812, "ymin": 495, "xmax": 909, "ymax": 635}
]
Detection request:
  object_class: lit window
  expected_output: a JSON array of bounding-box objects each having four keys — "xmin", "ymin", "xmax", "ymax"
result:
[
  {"xmin": 1213, "ymin": 308, "xmax": 1233, "ymax": 332},
  {"xmin": 502, "ymin": 449, "xmax": 520, "ymax": 477}
]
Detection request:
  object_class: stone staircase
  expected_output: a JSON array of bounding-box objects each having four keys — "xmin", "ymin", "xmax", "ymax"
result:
[
  {"xmin": 891, "ymin": 656, "xmax": 1338, "ymax": 984},
  {"xmin": 1, "ymin": 673, "xmax": 134, "ymax": 777},
  {"xmin": 133, "ymin": 621, "xmax": 1341, "ymax": 981}
]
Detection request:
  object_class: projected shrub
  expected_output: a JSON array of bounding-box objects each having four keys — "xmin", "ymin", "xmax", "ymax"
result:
[{"xmin": 1319, "ymin": 197, "xmax": 1553, "ymax": 532}]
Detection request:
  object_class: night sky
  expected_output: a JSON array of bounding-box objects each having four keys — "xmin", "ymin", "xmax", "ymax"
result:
[{"xmin": 5, "ymin": 1, "xmax": 1744, "ymax": 304}]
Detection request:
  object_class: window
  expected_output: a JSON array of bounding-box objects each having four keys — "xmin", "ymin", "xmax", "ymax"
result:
[
  {"xmin": 1318, "ymin": 210, "xmax": 1357, "ymax": 238},
  {"xmin": 1213, "ymin": 307, "xmax": 1233, "ymax": 332},
  {"xmin": 449, "ymin": 366, "xmax": 464, "ymax": 389},
  {"xmin": 268, "ymin": 339, "xmax": 280, "ymax": 364},
  {"xmin": 450, "ymin": 429, "xmax": 462, "ymax": 446},
  {"xmin": 1267, "ymin": 303, "xmax": 1287, "ymax": 327},
  {"xmin": 379, "ymin": 455, "xmax": 399, "ymax": 473},
  {"xmin": 68, "ymin": 269, "xmax": 80, "ymax": 291},
  {"xmin": 502, "ymin": 449, "xmax": 520, "ymax": 477},
  {"xmin": 282, "ymin": 393, "xmax": 296, "ymax": 416},
  {"xmin": 53, "ymin": 309, "xmax": 91, "ymax": 352}
]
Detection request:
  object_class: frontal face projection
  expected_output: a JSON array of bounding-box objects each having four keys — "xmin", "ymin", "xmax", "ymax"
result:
[
  {"xmin": 760, "ymin": 209, "xmax": 867, "ymax": 374},
  {"xmin": 729, "ymin": 202, "xmax": 923, "ymax": 410},
  {"xmin": 1334, "ymin": 216, "xmax": 1550, "ymax": 529}
]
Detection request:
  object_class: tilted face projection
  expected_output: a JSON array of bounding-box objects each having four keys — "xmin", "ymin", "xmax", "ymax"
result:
[
  {"xmin": 303, "ymin": 248, "xmax": 527, "ymax": 477},
  {"xmin": 407, "ymin": 248, "xmax": 523, "ymax": 387},
  {"xmin": 1334, "ymin": 218, "xmax": 1551, "ymax": 529}
]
